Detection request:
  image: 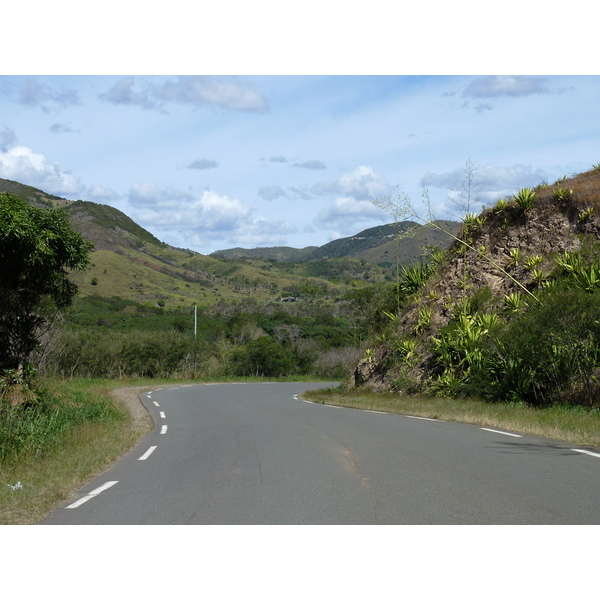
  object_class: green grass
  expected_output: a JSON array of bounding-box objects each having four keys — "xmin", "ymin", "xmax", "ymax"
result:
[
  {"xmin": 0, "ymin": 378, "xmax": 151, "ymax": 524},
  {"xmin": 302, "ymin": 388, "xmax": 600, "ymax": 449}
]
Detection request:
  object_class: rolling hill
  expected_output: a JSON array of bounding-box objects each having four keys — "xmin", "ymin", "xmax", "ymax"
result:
[{"xmin": 0, "ymin": 178, "xmax": 458, "ymax": 310}]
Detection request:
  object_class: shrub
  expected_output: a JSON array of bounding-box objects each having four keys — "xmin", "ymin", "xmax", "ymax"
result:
[
  {"xmin": 230, "ymin": 336, "xmax": 298, "ymax": 377},
  {"xmin": 513, "ymin": 187, "xmax": 536, "ymax": 213},
  {"xmin": 467, "ymin": 285, "xmax": 600, "ymax": 407}
]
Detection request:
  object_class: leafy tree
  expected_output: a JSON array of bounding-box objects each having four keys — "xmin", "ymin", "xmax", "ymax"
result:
[
  {"xmin": 0, "ymin": 193, "xmax": 93, "ymax": 372},
  {"xmin": 230, "ymin": 336, "xmax": 297, "ymax": 377}
]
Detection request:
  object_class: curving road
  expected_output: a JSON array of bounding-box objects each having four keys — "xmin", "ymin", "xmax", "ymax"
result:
[{"xmin": 39, "ymin": 382, "xmax": 600, "ymax": 524}]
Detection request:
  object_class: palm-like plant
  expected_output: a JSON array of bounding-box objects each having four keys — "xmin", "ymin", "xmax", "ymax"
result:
[
  {"xmin": 524, "ymin": 254, "xmax": 543, "ymax": 270},
  {"xmin": 513, "ymin": 187, "xmax": 536, "ymax": 213},
  {"xmin": 506, "ymin": 248, "xmax": 521, "ymax": 268},
  {"xmin": 503, "ymin": 292, "xmax": 526, "ymax": 312}
]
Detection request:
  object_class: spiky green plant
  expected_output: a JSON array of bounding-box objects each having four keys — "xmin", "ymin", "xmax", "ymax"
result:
[
  {"xmin": 415, "ymin": 305, "xmax": 432, "ymax": 333},
  {"xmin": 555, "ymin": 250, "xmax": 583, "ymax": 273},
  {"xmin": 503, "ymin": 292, "xmax": 526, "ymax": 312},
  {"xmin": 506, "ymin": 248, "xmax": 522, "ymax": 268},
  {"xmin": 513, "ymin": 188, "xmax": 536, "ymax": 213},
  {"xmin": 391, "ymin": 337, "xmax": 419, "ymax": 365},
  {"xmin": 399, "ymin": 263, "xmax": 435, "ymax": 296},
  {"xmin": 494, "ymin": 198, "xmax": 509, "ymax": 212},
  {"xmin": 524, "ymin": 254, "xmax": 543, "ymax": 270},
  {"xmin": 578, "ymin": 206, "xmax": 594, "ymax": 223},
  {"xmin": 531, "ymin": 268, "xmax": 546, "ymax": 287},
  {"xmin": 553, "ymin": 188, "xmax": 573, "ymax": 204}
]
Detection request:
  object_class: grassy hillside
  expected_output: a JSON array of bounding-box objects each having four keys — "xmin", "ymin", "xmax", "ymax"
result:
[{"xmin": 1, "ymin": 179, "xmax": 454, "ymax": 311}]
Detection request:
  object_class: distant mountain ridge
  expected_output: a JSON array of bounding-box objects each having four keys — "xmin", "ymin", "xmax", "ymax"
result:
[
  {"xmin": 0, "ymin": 178, "xmax": 459, "ymax": 309},
  {"xmin": 212, "ymin": 220, "xmax": 460, "ymax": 265}
]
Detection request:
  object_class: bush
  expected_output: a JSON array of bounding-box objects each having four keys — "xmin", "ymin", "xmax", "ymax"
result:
[
  {"xmin": 466, "ymin": 285, "xmax": 600, "ymax": 406},
  {"xmin": 230, "ymin": 336, "xmax": 298, "ymax": 377}
]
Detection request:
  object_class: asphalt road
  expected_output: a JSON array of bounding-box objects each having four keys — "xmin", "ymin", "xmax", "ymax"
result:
[{"xmin": 39, "ymin": 382, "xmax": 600, "ymax": 524}]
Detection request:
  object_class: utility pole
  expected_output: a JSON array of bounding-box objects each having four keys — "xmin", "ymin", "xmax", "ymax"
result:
[{"xmin": 193, "ymin": 304, "xmax": 197, "ymax": 378}]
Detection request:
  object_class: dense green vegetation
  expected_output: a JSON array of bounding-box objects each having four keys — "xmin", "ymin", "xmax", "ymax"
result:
[{"xmin": 0, "ymin": 192, "xmax": 92, "ymax": 372}]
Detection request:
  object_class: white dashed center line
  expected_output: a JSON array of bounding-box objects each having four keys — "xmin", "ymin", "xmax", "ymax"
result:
[
  {"xmin": 480, "ymin": 427, "xmax": 522, "ymax": 438},
  {"xmin": 572, "ymin": 449, "xmax": 600, "ymax": 459},
  {"xmin": 138, "ymin": 446, "xmax": 157, "ymax": 461},
  {"xmin": 66, "ymin": 481, "xmax": 118, "ymax": 509}
]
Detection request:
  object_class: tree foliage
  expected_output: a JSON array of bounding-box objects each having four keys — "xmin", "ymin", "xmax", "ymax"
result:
[{"xmin": 0, "ymin": 193, "xmax": 93, "ymax": 371}]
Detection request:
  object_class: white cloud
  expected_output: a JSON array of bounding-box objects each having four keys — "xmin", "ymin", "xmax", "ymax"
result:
[
  {"xmin": 156, "ymin": 76, "xmax": 269, "ymax": 112},
  {"xmin": 99, "ymin": 76, "xmax": 269, "ymax": 113},
  {"xmin": 315, "ymin": 195, "xmax": 384, "ymax": 232},
  {"xmin": 84, "ymin": 184, "xmax": 121, "ymax": 203},
  {"xmin": 187, "ymin": 158, "xmax": 218, "ymax": 170},
  {"xmin": 312, "ymin": 165, "xmax": 391, "ymax": 200},
  {"xmin": 422, "ymin": 163, "xmax": 549, "ymax": 203},
  {"xmin": 292, "ymin": 159, "xmax": 327, "ymax": 170},
  {"xmin": 98, "ymin": 76, "xmax": 158, "ymax": 110},
  {"xmin": 421, "ymin": 162, "xmax": 551, "ymax": 218},
  {"xmin": 258, "ymin": 185, "xmax": 288, "ymax": 201},
  {"xmin": 0, "ymin": 145, "xmax": 85, "ymax": 196},
  {"xmin": 15, "ymin": 78, "xmax": 81, "ymax": 112},
  {"xmin": 463, "ymin": 76, "xmax": 549, "ymax": 98}
]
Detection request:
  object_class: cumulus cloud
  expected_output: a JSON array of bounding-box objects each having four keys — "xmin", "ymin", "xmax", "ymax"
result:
[
  {"xmin": 226, "ymin": 217, "xmax": 297, "ymax": 247},
  {"xmin": 99, "ymin": 76, "xmax": 269, "ymax": 113},
  {"xmin": 187, "ymin": 158, "xmax": 218, "ymax": 170},
  {"xmin": 85, "ymin": 184, "xmax": 121, "ymax": 204},
  {"xmin": 0, "ymin": 144, "xmax": 85, "ymax": 196},
  {"xmin": 128, "ymin": 184, "xmax": 251, "ymax": 235},
  {"xmin": 463, "ymin": 76, "xmax": 550, "ymax": 98},
  {"xmin": 314, "ymin": 196, "xmax": 384, "ymax": 233},
  {"xmin": 312, "ymin": 165, "xmax": 391, "ymax": 200},
  {"xmin": 125, "ymin": 182, "xmax": 299, "ymax": 250}
]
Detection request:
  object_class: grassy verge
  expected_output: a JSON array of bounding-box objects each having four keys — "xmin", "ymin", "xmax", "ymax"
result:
[
  {"xmin": 0, "ymin": 378, "xmax": 156, "ymax": 525},
  {"xmin": 303, "ymin": 387, "xmax": 600, "ymax": 450}
]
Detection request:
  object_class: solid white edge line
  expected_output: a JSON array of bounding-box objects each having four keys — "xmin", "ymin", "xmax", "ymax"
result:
[
  {"xmin": 480, "ymin": 427, "xmax": 522, "ymax": 438},
  {"xmin": 160, "ymin": 411, "xmax": 166, "ymax": 419},
  {"xmin": 138, "ymin": 446, "xmax": 157, "ymax": 461},
  {"xmin": 572, "ymin": 449, "xmax": 600, "ymax": 459},
  {"xmin": 66, "ymin": 481, "xmax": 118, "ymax": 509},
  {"xmin": 160, "ymin": 425, "xmax": 168, "ymax": 434},
  {"xmin": 406, "ymin": 415, "xmax": 440, "ymax": 422},
  {"xmin": 365, "ymin": 410, "xmax": 387, "ymax": 414}
]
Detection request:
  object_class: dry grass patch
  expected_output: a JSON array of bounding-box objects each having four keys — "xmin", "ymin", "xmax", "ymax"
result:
[{"xmin": 303, "ymin": 388, "xmax": 600, "ymax": 449}]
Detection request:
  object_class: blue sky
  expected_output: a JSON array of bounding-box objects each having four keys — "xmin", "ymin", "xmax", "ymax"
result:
[
  {"xmin": 1, "ymin": 73, "xmax": 598, "ymax": 255},
  {"xmin": 2, "ymin": 2, "xmax": 599, "ymax": 256}
]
